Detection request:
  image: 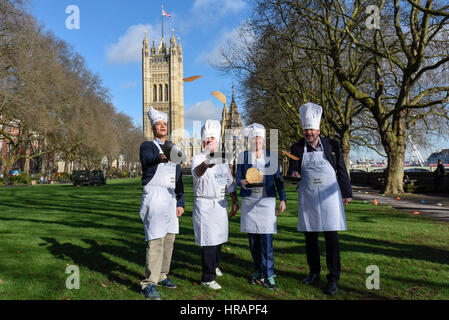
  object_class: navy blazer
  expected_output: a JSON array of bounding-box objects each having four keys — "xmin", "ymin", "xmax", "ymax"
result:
[
  {"xmin": 287, "ymin": 137, "xmax": 352, "ymax": 199},
  {"xmin": 236, "ymin": 150, "xmax": 287, "ymax": 202},
  {"xmin": 139, "ymin": 141, "xmax": 185, "ymax": 208}
]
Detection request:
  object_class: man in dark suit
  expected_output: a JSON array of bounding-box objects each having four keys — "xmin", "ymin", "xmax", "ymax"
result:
[
  {"xmin": 434, "ymin": 159, "xmax": 446, "ymax": 192},
  {"xmin": 287, "ymin": 102, "xmax": 352, "ymax": 296}
]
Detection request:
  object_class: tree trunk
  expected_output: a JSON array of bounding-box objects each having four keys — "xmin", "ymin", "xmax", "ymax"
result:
[
  {"xmin": 24, "ymin": 148, "xmax": 30, "ymax": 174},
  {"xmin": 384, "ymin": 146, "xmax": 405, "ymax": 195},
  {"xmin": 340, "ymin": 131, "xmax": 351, "ymax": 176}
]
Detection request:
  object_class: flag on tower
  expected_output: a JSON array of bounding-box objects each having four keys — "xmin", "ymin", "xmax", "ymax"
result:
[{"xmin": 162, "ymin": 8, "xmax": 172, "ymax": 18}]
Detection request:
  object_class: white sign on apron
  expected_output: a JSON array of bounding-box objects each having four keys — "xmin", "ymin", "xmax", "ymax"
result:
[
  {"xmin": 139, "ymin": 141, "xmax": 178, "ymax": 241},
  {"xmin": 241, "ymin": 153, "xmax": 277, "ymax": 234},
  {"xmin": 297, "ymin": 143, "xmax": 347, "ymax": 232},
  {"xmin": 192, "ymin": 154, "xmax": 236, "ymax": 246}
]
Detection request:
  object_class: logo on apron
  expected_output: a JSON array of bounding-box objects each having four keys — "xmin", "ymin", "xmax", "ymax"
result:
[{"xmin": 214, "ymin": 172, "xmax": 228, "ymax": 198}]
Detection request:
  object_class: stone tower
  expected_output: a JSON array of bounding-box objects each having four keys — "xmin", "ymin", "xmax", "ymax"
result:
[
  {"xmin": 142, "ymin": 29, "xmax": 184, "ymax": 144},
  {"xmin": 221, "ymin": 84, "xmax": 244, "ymax": 175}
]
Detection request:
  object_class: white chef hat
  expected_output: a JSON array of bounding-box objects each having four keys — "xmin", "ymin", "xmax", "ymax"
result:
[
  {"xmin": 201, "ymin": 119, "xmax": 221, "ymax": 141},
  {"xmin": 148, "ymin": 106, "xmax": 168, "ymax": 127},
  {"xmin": 243, "ymin": 123, "xmax": 266, "ymax": 141},
  {"xmin": 299, "ymin": 102, "xmax": 322, "ymax": 130}
]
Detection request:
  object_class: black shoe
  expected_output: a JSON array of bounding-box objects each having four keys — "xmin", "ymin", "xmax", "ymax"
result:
[
  {"xmin": 303, "ymin": 273, "xmax": 320, "ymax": 285},
  {"xmin": 263, "ymin": 276, "xmax": 278, "ymax": 290},
  {"xmin": 324, "ymin": 281, "xmax": 338, "ymax": 296}
]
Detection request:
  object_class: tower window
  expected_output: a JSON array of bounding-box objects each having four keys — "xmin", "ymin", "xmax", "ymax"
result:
[
  {"xmin": 153, "ymin": 85, "xmax": 157, "ymax": 102},
  {"xmin": 165, "ymin": 84, "xmax": 169, "ymax": 101},
  {"xmin": 159, "ymin": 85, "xmax": 163, "ymax": 102}
]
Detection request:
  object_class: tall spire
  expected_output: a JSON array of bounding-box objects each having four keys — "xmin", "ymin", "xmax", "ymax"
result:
[
  {"xmin": 170, "ymin": 28, "xmax": 176, "ymax": 48},
  {"xmin": 143, "ymin": 31, "xmax": 149, "ymax": 47}
]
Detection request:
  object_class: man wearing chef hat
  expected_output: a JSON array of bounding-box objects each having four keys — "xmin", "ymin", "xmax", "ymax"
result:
[
  {"xmin": 139, "ymin": 106, "xmax": 185, "ymax": 300},
  {"xmin": 287, "ymin": 102, "xmax": 352, "ymax": 296},
  {"xmin": 191, "ymin": 119, "xmax": 239, "ymax": 290},
  {"xmin": 236, "ymin": 123, "xmax": 286, "ymax": 290}
]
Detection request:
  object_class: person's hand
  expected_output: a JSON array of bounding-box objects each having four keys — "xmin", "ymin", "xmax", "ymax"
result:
[
  {"xmin": 278, "ymin": 200, "xmax": 286, "ymax": 215},
  {"xmin": 203, "ymin": 142, "xmax": 215, "ymax": 155},
  {"xmin": 176, "ymin": 207, "xmax": 184, "ymax": 217},
  {"xmin": 229, "ymin": 202, "xmax": 239, "ymax": 218},
  {"xmin": 292, "ymin": 171, "xmax": 301, "ymax": 178},
  {"xmin": 241, "ymin": 179, "xmax": 248, "ymax": 186},
  {"xmin": 343, "ymin": 198, "xmax": 352, "ymax": 206},
  {"xmin": 159, "ymin": 154, "xmax": 169, "ymax": 163}
]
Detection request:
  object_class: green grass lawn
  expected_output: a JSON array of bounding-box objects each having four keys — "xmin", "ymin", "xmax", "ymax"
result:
[{"xmin": 0, "ymin": 176, "xmax": 448, "ymax": 300}]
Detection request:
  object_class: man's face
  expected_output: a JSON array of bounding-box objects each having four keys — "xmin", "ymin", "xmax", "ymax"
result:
[
  {"xmin": 152, "ymin": 121, "xmax": 167, "ymax": 138},
  {"xmin": 303, "ymin": 129, "xmax": 320, "ymax": 144},
  {"xmin": 203, "ymin": 136, "xmax": 218, "ymax": 152}
]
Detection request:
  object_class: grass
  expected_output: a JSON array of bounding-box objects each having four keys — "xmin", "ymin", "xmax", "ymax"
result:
[{"xmin": 0, "ymin": 176, "xmax": 448, "ymax": 300}]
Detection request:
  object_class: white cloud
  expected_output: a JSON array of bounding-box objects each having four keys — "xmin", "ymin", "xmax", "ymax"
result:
[
  {"xmin": 106, "ymin": 24, "xmax": 159, "ymax": 64},
  {"xmin": 184, "ymin": 100, "xmax": 222, "ymax": 129}
]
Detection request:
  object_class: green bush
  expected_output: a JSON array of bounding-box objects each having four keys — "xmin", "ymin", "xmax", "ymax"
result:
[
  {"xmin": 120, "ymin": 170, "xmax": 130, "ymax": 178},
  {"xmin": 56, "ymin": 172, "xmax": 71, "ymax": 183},
  {"xmin": 13, "ymin": 172, "xmax": 31, "ymax": 185}
]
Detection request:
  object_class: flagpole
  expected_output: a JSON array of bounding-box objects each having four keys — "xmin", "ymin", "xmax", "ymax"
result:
[{"xmin": 161, "ymin": 4, "xmax": 164, "ymax": 40}]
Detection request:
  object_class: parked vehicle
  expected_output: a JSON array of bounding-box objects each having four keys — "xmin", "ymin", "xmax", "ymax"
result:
[{"xmin": 72, "ymin": 170, "xmax": 106, "ymax": 187}]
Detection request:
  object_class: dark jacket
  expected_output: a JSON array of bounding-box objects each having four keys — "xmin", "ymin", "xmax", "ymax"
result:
[
  {"xmin": 287, "ymin": 137, "xmax": 352, "ymax": 199},
  {"xmin": 236, "ymin": 150, "xmax": 287, "ymax": 202},
  {"xmin": 435, "ymin": 163, "xmax": 446, "ymax": 177},
  {"xmin": 140, "ymin": 141, "xmax": 185, "ymax": 208}
]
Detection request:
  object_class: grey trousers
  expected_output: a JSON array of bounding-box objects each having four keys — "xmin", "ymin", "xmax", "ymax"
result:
[{"xmin": 140, "ymin": 233, "xmax": 176, "ymax": 289}]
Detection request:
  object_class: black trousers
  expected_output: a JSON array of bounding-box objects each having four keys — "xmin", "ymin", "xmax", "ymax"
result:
[
  {"xmin": 201, "ymin": 244, "xmax": 222, "ymax": 282},
  {"xmin": 304, "ymin": 231, "xmax": 341, "ymax": 283}
]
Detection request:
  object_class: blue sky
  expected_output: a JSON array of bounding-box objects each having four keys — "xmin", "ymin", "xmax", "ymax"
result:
[
  {"xmin": 28, "ymin": 0, "xmax": 448, "ymax": 162},
  {"xmin": 29, "ymin": 0, "xmax": 249, "ymax": 133}
]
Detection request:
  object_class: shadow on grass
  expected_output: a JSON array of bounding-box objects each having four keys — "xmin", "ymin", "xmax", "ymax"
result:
[{"xmin": 41, "ymin": 237, "xmax": 144, "ymax": 293}]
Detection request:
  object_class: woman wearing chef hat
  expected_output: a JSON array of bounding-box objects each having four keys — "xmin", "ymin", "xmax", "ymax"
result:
[
  {"xmin": 191, "ymin": 119, "xmax": 239, "ymax": 290},
  {"xmin": 287, "ymin": 102, "xmax": 352, "ymax": 296},
  {"xmin": 236, "ymin": 123, "xmax": 286, "ymax": 290},
  {"xmin": 139, "ymin": 107, "xmax": 185, "ymax": 300}
]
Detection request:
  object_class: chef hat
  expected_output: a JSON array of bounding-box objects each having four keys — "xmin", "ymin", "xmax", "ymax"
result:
[
  {"xmin": 243, "ymin": 123, "xmax": 266, "ymax": 141},
  {"xmin": 148, "ymin": 106, "xmax": 168, "ymax": 127},
  {"xmin": 201, "ymin": 119, "xmax": 221, "ymax": 141},
  {"xmin": 299, "ymin": 102, "xmax": 322, "ymax": 130}
]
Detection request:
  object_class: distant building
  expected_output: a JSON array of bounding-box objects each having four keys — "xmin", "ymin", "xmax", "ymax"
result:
[
  {"xmin": 427, "ymin": 149, "xmax": 449, "ymax": 166},
  {"xmin": 220, "ymin": 85, "xmax": 244, "ymax": 175}
]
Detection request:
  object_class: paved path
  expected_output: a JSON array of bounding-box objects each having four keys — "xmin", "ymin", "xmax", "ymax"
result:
[{"xmin": 352, "ymin": 185, "xmax": 449, "ymax": 222}]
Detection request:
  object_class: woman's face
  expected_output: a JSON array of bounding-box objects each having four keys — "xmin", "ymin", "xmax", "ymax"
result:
[{"xmin": 251, "ymin": 136, "xmax": 265, "ymax": 151}]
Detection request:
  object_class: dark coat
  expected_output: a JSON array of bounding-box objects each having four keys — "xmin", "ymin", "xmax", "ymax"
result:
[
  {"xmin": 235, "ymin": 150, "xmax": 287, "ymax": 202},
  {"xmin": 435, "ymin": 163, "xmax": 446, "ymax": 177},
  {"xmin": 140, "ymin": 141, "xmax": 185, "ymax": 208},
  {"xmin": 287, "ymin": 137, "xmax": 352, "ymax": 199}
]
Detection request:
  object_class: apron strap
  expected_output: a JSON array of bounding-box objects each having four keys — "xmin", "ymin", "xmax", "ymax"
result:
[{"xmin": 153, "ymin": 140, "xmax": 164, "ymax": 155}]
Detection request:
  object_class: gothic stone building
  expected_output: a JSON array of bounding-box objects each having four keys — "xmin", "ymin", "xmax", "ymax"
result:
[{"xmin": 142, "ymin": 30, "xmax": 184, "ymax": 145}]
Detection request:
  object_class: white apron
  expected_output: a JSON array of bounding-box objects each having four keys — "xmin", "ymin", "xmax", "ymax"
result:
[
  {"xmin": 139, "ymin": 141, "xmax": 178, "ymax": 241},
  {"xmin": 241, "ymin": 154, "xmax": 277, "ymax": 234},
  {"xmin": 297, "ymin": 143, "xmax": 347, "ymax": 232},
  {"xmin": 192, "ymin": 161, "xmax": 234, "ymax": 246}
]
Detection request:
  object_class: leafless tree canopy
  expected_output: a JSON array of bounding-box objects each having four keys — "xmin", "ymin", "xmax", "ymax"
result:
[
  {"xmin": 217, "ymin": 0, "xmax": 449, "ymax": 195},
  {"xmin": 0, "ymin": 0, "xmax": 143, "ymax": 177}
]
